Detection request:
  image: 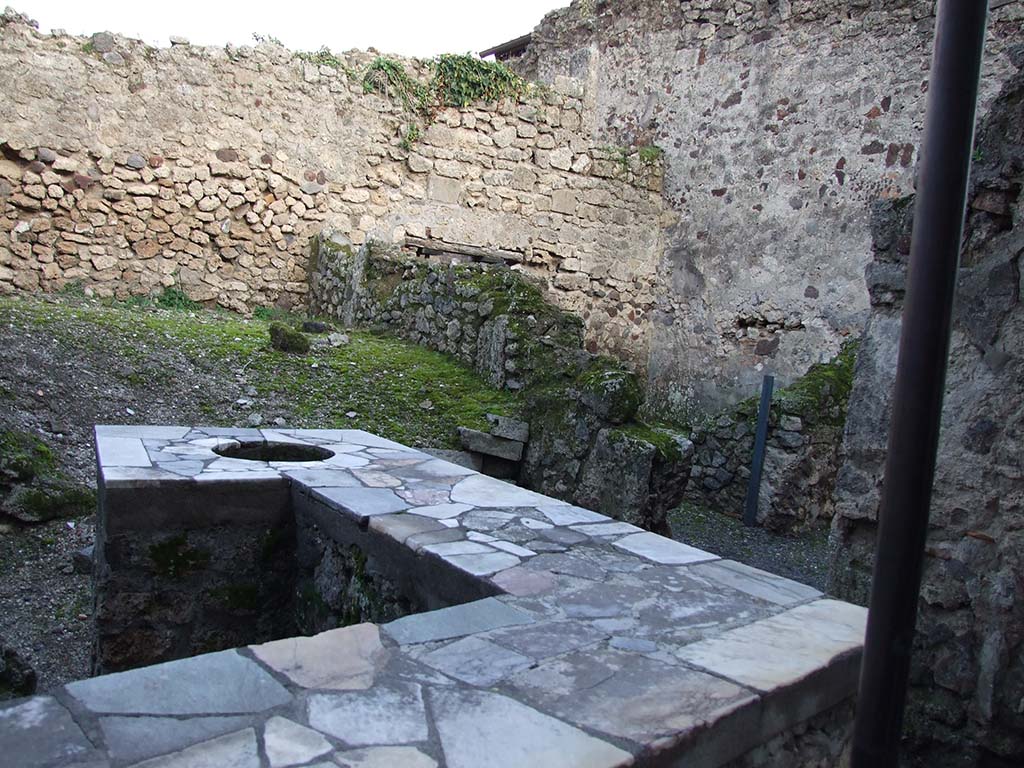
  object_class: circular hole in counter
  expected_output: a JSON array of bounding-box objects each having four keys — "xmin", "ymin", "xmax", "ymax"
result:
[{"xmin": 213, "ymin": 441, "xmax": 335, "ymax": 462}]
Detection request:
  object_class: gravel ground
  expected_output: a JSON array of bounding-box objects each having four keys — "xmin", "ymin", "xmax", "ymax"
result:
[{"xmin": 668, "ymin": 502, "xmax": 832, "ymax": 592}]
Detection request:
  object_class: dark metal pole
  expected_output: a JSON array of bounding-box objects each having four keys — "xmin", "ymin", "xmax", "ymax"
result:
[
  {"xmin": 743, "ymin": 374, "xmax": 773, "ymax": 526},
  {"xmin": 851, "ymin": 2, "xmax": 988, "ymax": 765}
]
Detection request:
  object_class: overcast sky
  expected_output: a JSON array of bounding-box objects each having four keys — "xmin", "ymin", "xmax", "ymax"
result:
[{"xmin": 14, "ymin": 0, "xmax": 564, "ymax": 58}]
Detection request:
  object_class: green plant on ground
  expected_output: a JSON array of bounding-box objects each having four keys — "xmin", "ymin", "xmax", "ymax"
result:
[
  {"xmin": 155, "ymin": 286, "xmax": 200, "ymax": 310},
  {"xmin": 59, "ymin": 281, "xmax": 86, "ymax": 297}
]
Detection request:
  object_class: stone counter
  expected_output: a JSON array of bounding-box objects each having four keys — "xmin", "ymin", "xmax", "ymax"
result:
[{"xmin": 1, "ymin": 426, "xmax": 867, "ymax": 767}]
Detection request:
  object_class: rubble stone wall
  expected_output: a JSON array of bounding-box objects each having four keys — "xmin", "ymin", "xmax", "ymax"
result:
[
  {"xmin": 0, "ymin": 12, "xmax": 666, "ymax": 365},
  {"xmin": 828, "ymin": 55, "xmax": 1024, "ymax": 764},
  {"xmin": 686, "ymin": 342, "xmax": 856, "ymax": 530},
  {"xmin": 517, "ymin": 0, "xmax": 1023, "ymax": 415}
]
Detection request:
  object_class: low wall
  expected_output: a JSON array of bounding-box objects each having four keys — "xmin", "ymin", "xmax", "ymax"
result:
[
  {"xmin": 1, "ymin": 422, "xmax": 871, "ymax": 768},
  {"xmin": 685, "ymin": 342, "xmax": 856, "ymax": 530},
  {"xmin": 311, "ymin": 244, "xmax": 694, "ymax": 531}
]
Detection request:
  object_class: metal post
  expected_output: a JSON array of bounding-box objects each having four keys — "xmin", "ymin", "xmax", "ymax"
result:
[
  {"xmin": 743, "ymin": 374, "xmax": 774, "ymax": 526},
  {"xmin": 851, "ymin": 2, "xmax": 988, "ymax": 765}
]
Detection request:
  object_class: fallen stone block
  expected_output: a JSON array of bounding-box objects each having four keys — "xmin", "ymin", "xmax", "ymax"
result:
[
  {"xmin": 73, "ymin": 544, "xmax": 94, "ymax": 574},
  {"xmin": 485, "ymin": 414, "xmax": 529, "ymax": 443},
  {"xmin": 457, "ymin": 427, "xmax": 524, "ymax": 462}
]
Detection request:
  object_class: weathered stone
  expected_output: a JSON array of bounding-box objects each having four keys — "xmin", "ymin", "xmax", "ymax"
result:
[
  {"xmin": 99, "ymin": 715, "xmax": 250, "ymax": 764},
  {"xmin": 250, "ymin": 624, "xmax": 388, "ymax": 690},
  {"xmin": 0, "ymin": 645, "xmax": 37, "ymax": 697},
  {"xmin": 676, "ymin": 600, "xmax": 866, "ymax": 693},
  {"xmin": 0, "ymin": 697, "xmax": 95, "ymax": 768},
  {"xmin": 457, "ymin": 426, "xmax": 524, "ymax": 461},
  {"xmin": 613, "ymin": 531, "xmax": 716, "ymax": 565},
  {"xmin": 72, "ymin": 544, "xmax": 94, "ymax": 574},
  {"xmin": 382, "ymin": 597, "xmax": 533, "ymax": 645},
  {"xmin": 263, "ymin": 717, "xmax": 332, "ymax": 767},
  {"xmin": 507, "ymin": 647, "xmax": 755, "ymax": 746},
  {"xmin": 429, "ymin": 687, "xmax": 631, "ymax": 768},
  {"xmin": 66, "ymin": 650, "xmax": 291, "ymax": 714},
  {"xmin": 485, "ymin": 413, "xmax": 529, "ymax": 442},
  {"xmin": 308, "ymin": 682, "xmax": 428, "ymax": 746},
  {"xmin": 90, "ymin": 32, "xmax": 115, "ymax": 53},
  {"xmin": 690, "ymin": 559, "xmax": 821, "ymax": 606},
  {"xmin": 129, "ymin": 728, "xmax": 259, "ymax": 768},
  {"xmin": 334, "ymin": 746, "xmax": 437, "ymax": 768},
  {"xmin": 268, "ymin": 322, "xmax": 309, "ymax": 353},
  {"xmin": 419, "ymin": 636, "xmax": 532, "ymax": 686},
  {"xmin": 550, "ymin": 189, "xmax": 577, "ymax": 214},
  {"xmin": 426, "ymin": 174, "xmax": 461, "ymax": 204}
]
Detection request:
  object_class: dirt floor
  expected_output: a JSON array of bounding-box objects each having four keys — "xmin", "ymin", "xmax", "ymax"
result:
[{"xmin": 0, "ymin": 292, "xmax": 519, "ymax": 697}]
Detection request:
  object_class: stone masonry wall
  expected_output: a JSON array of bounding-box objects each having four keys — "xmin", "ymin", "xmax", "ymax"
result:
[
  {"xmin": 94, "ymin": 470, "xmax": 296, "ymax": 675},
  {"xmin": 312, "ymin": 244, "xmax": 696, "ymax": 533},
  {"xmin": 517, "ymin": 0, "xmax": 1023, "ymax": 416},
  {"xmin": 686, "ymin": 342, "xmax": 856, "ymax": 531},
  {"xmin": 827, "ymin": 54, "xmax": 1024, "ymax": 765},
  {"xmin": 0, "ymin": 10, "xmax": 666, "ymax": 365}
]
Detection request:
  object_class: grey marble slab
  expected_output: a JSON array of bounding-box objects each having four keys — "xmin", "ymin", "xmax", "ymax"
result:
[
  {"xmin": 65, "ymin": 650, "xmax": 291, "ymax": 715},
  {"xmin": 383, "ymin": 598, "xmax": 534, "ymax": 646}
]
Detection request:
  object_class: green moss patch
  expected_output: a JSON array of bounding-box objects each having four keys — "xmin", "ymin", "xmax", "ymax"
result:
[
  {"xmin": 611, "ymin": 423, "xmax": 690, "ymax": 462},
  {"xmin": 578, "ymin": 361, "xmax": 641, "ymax": 425},
  {"xmin": 773, "ymin": 339, "xmax": 859, "ymax": 427},
  {"xmin": 0, "ymin": 430, "xmax": 56, "ymax": 483},
  {"xmin": 2, "ymin": 483, "xmax": 95, "ymax": 523},
  {"xmin": 1, "ymin": 293, "xmax": 520, "ymax": 450},
  {"xmin": 149, "ymin": 535, "xmax": 210, "ymax": 579},
  {"xmin": 269, "ymin": 322, "xmax": 311, "ymax": 354},
  {"xmin": 0, "ymin": 429, "xmax": 94, "ymax": 523}
]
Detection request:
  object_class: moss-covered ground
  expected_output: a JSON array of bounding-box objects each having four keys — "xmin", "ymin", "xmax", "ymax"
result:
[{"xmin": 0, "ymin": 293, "xmax": 520, "ymax": 448}]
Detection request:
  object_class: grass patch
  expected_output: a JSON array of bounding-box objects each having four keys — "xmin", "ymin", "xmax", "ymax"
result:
[{"xmin": 0, "ymin": 293, "xmax": 519, "ymax": 449}]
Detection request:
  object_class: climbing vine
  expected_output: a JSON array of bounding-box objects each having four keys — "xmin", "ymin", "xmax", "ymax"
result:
[
  {"xmin": 431, "ymin": 54, "xmax": 524, "ymax": 107},
  {"xmin": 362, "ymin": 56, "xmax": 430, "ymax": 115},
  {"xmin": 358, "ymin": 54, "xmax": 527, "ymax": 147}
]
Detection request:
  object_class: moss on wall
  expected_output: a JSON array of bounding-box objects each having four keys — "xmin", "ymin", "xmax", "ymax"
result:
[{"xmin": 149, "ymin": 535, "xmax": 211, "ymax": 579}]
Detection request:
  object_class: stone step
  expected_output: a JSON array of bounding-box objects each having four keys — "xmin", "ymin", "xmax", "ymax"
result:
[{"xmin": 457, "ymin": 427, "xmax": 524, "ymax": 462}]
